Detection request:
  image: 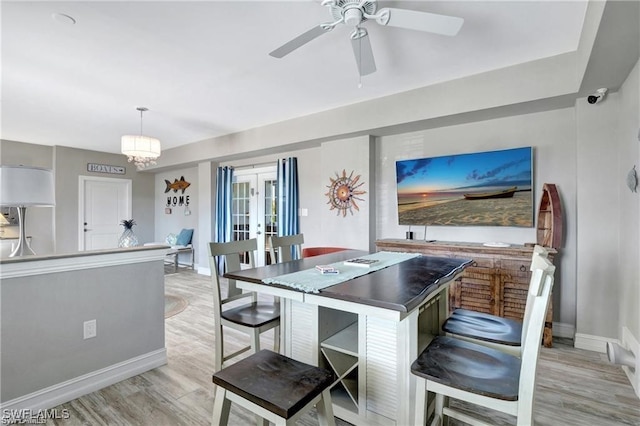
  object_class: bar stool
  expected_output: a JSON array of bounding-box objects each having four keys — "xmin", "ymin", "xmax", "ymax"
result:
[
  {"xmin": 212, "ymin": 349, "xmax": 336, "ymax": 426},
  {"xmin": 441, "ymin": 245, "xmax": 549, "ymax": 356}
]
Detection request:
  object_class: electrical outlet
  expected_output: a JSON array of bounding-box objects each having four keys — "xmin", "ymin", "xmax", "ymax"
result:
[{"xmin": 83, "ymin": 319, "xmax": 97, "ymax": 339}]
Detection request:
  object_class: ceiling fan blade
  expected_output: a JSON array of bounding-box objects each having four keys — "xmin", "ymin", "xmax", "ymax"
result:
[
  {"xmin": 351, "ymin": 31, "xmax": 376, "ymax": 76},
  {"xmin": 377, "ymin": 8, "xmax": 464, "ymax": 36},
  {"xmin": 269, "ymin": 25, "xmax": 330, "ymax": 58}
]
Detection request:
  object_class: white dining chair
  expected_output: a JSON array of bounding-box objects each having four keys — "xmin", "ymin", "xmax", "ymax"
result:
[
  {"xmin": 269, "ymin": 234, "xmax": 304, "ymax": 264},
  {"xmin": 208, "ymin": 239, "xmax": 280, "ymax": 372}
]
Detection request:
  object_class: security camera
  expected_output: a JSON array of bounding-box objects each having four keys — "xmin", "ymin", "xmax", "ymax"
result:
[{"xmin": 587, "ymin": 88, "xmax": 608, "ymax": 104}]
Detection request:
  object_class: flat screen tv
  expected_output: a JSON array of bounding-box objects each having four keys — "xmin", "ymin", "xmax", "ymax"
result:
[{"xmin": 396, "ymin": 147, "xmax": 533, "ymax": 227}]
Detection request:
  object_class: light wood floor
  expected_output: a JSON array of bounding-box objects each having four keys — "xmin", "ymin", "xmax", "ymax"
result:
[{"xmin": 43, "ymin": 269, "xmax": 639, "ymax": 426}]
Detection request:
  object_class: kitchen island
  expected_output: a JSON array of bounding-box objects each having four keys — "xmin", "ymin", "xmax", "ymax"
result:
[{"xmin": 226, "ymin": 250, "xmax": 471, "ymax": 425}]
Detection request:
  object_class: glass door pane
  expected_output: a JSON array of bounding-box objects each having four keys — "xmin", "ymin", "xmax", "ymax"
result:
[
  {"xmin": 232, "ymin": 179, "xmax": 254, "ymax": 266},
  {"xmin": 260, "ymin": 174, "xmax": 278, "ymax": 265}
]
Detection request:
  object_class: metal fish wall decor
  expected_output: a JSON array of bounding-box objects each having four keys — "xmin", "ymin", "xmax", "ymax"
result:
[{"xmin": 165, "ymin": 176, "xmax": 191, "ymax": 194}]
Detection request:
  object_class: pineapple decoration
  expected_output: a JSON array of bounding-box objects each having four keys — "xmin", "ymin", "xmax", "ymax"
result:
[{"xmin": 118, "ymin": 219, "xmax": 139, "ymax": 248}]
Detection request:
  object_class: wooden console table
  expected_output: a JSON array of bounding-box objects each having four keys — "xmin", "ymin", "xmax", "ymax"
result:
[{"xmin": 376, "ymin": 239, "xmax": 557, "ymax": 347}]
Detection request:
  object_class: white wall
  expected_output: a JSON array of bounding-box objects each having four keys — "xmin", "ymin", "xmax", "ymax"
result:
[
  {"xmin": 320, "ymin": 136, "xmax": 373, "ymax": 251},
  {"xmin": 197, "ymin": 162, "xmax": 215, "ymax": 273},
  {"xmin": 617, "ymin": 59, "xmax": 639, "ymax": 342},
  {"xmin": 575, "ymin": 93, "xmax": 621, "ymax": 341},
  {"xmin": 153, "ymin": 166, "xmax": 199, "ymax": 243},
  {"xmin": 377, "ymin": 108, "xmax": 577, "ymax": 330},
  {"xmin": 615, "ymin": 59, "xmax": 640, "ymax": 394},
  {"xmin": 153, "ymin": 167, "xmax": 198, "ymax": 267}
]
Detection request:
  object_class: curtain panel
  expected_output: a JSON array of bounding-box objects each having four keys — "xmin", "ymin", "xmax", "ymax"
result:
[
  {"xmin": 214, "ymin": 166, "xmax": 234, "ymax": 274},
  {"xmin": 277, "ymin": 157, "xmax": 300, "ymax": 259}
]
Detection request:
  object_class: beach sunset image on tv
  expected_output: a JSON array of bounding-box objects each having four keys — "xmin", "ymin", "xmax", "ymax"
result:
[{"xmin": 396, "ymin": 147, "xmax": 533, "ymax": 227}]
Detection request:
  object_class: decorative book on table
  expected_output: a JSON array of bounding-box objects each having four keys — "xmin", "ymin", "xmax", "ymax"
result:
[
  {"xmin": 315, "ymin": 265, "xmax": 339, "ymax": 274},
  {"xmin": 343, "ymin": 258, "xmax": 380, "ymax": 267}
]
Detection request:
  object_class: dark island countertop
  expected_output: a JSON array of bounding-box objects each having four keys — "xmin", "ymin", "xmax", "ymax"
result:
[{"xmin": 225, "ymin": 250, "xmax": 472, "ymax": 314}]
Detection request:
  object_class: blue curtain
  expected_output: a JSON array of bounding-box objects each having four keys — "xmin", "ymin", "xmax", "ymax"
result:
[
  {"xmin": 277, "ymin": 157, "xmax": 300, "ymax": 259},
  {"xmin": 214, "ymin": 166, "xmax": 234, "ymax": 274}
]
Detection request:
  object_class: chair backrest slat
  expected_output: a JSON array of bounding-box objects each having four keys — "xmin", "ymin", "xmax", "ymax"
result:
[
  {"xmin": 518, "ymin": 255, "xmax": 555, "ymax": 421},
  {"xmin": 520, "ymin": 245, "xmax": 550, "ymax": 346},
  {"xmin": 208, "ymin": 239, "xmax": 258, "ymax": 312},
  {"xmin": 269, "ymin": 234, "xmax": 304, "ymax": 263}
]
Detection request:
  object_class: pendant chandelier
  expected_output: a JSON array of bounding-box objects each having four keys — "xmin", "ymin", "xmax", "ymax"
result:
[{"xmin": 121, "ymin": 107, "xmax": 161, "ymax": 170}]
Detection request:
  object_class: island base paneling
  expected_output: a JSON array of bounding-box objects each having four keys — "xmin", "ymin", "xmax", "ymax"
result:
[{"xmin": 376, "ymin": 239, "xmax": 556, "ymax": 347}]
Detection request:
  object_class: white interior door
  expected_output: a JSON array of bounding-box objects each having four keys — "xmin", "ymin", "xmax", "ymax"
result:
[
  {"xmin": 233, "ymin": 167, "xmax": 277, "ymax": 266},
  {"xmin": 79, "ymin": 176, "xmax": 132, "ymax": 250}
]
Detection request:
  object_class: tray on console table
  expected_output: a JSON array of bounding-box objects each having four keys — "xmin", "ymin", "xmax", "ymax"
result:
[{"xmin": 376, "ymin": 239, "xmax": 557, "ymax": 347}]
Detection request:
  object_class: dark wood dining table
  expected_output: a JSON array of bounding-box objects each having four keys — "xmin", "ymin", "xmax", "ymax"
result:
[{"xmin": 225, "ymin": 249, "xmax": 472, "ymax": 426}]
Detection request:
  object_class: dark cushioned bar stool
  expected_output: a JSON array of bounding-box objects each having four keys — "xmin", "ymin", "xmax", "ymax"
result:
[
  {"xmin": 441, "ymin": 245, "xmax": 548, "ymax": 356},
  {"xmin": 411, "ymin": 255, "xmax": 556, "ymax": 426},
  {"xmin": 212, "ymin": 349, "xmax": 336, "ymax": 426}
]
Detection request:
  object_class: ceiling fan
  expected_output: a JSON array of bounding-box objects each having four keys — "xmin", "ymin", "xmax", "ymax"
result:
[{"xmin": 269, "ymin": 0, "xmax": 464, "ymax": 76}]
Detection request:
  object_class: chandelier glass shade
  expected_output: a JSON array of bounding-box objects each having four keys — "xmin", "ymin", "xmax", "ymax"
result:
[
  {"xmin": 121, "ymin": 107, "xmax": 161, "ymax": 169},
  {"xmin": 121, "ymin": 134, "xmax": 161, "ymax": 169}
]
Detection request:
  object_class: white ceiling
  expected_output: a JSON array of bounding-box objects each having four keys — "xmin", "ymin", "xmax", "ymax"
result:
[{"xmin": 2, "ymin": 1, "xmax": 588, "ymax": 155}]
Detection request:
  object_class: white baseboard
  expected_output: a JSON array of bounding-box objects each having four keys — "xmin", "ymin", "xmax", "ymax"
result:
[
  {"xmin": 573, "ymin": 329, "xmax": 639, "ymax": 400},
  {"xmin": 552, "ymin": 322, "xmax": 575, "ymax": 339},
  {"xmin": 197, "ymin": 266, "xmax": 211, "ymax": 276},
  {"xmin": 0, "ymin": 348, "xmax": 167, "ymax": 413},
  {"xmin": 574, "ymin": 333, "xmax": 615, "ymax": 353}
]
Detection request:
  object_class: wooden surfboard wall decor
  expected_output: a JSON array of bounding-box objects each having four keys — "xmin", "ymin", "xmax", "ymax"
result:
[{"xmin": 537, "ymin": 183, "xmax": 563, "ymax": 249}]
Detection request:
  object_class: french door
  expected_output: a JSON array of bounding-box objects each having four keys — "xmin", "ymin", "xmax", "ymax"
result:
[{"xmin": 232, "ymin": 167, "xmax": 277, "ymax": 266}]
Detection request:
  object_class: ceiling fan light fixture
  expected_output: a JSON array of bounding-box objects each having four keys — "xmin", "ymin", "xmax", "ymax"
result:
[
  {"xmin": 344, "ymin": 7, "xmax": 363, "ymax": 26},
  {"xmin": 121, "ymin": 107, "xmax": 161, "ymax": 170}
]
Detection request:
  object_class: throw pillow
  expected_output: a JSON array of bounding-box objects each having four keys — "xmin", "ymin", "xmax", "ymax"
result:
[
  {"xmin": 176, "ymin": 228, "xmax": 194, "ymax": 246},
  {"xmin": 165, "ymin": 233, "xmax": 178, "ymax": 245}
]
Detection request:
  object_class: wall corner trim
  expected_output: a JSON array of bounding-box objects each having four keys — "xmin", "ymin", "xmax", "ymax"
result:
[
  {"xmin": 621, "ymin": 326, "xmax": 640, "ymax": 398},
  {"xmin": 197, "ymin": 266, "xmax": 211, "ymax": 276},
  {"xmin": 552, "ymin": 322, "xmax": 575, "ymax": 339}
]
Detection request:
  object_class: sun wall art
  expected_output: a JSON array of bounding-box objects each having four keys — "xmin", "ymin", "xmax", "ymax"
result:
[{"xmin": 325, "ymin": 169, "xmax": 366, "ymax": 217}]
